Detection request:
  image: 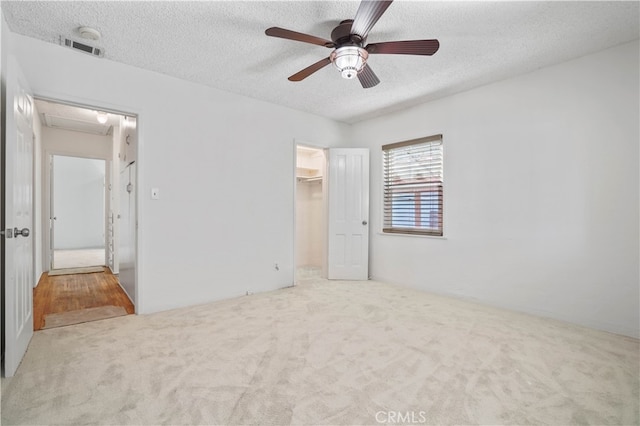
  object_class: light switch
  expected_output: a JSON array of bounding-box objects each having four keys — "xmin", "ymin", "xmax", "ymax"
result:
[{"xmin": 151, "ymin": 188, "xmax": 160, "ymax": 200}]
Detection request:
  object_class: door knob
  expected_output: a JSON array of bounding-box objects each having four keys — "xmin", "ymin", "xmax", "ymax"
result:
[
  {"xmin": 14, "ymin": 227, "xmax": 30, "ymax": 238},
  {"xmin": 362, "ymin": 220, "xmax": 368, "ymax": 225}
]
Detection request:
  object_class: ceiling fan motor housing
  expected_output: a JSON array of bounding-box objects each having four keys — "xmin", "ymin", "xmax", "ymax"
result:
[{"xmin": 331, "ymin": 19, "xmax": 365, "ymax": 46}]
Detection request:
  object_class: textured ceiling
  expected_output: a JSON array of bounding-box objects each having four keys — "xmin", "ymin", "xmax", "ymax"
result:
[{"xmin": 3, "ymin": 1, "xmax": 639, "ymax": 124}]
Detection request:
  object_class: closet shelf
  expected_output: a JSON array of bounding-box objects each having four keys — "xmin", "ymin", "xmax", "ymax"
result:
[
  {"xmin": 298, "ymin": 176, "xmax": 322, "ymax": 182},
  {"xmin": 296, "ymin": 166, "xmax": 321, "ymax": 179}
]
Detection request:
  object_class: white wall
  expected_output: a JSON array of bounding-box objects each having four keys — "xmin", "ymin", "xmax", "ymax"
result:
[
  {"xmin": 297, "ymin": 149, "xmax": 324, "ymax": 172},
  {"xmin": 350, "ymin": 40, "xmax": 640, "ymax": 337},
  {"xmin": 10, "ymin": 33, "xmax": 350, "ymax": 314},
  {"xmin": 52, "ymin": 155, "xmax": 105, "ymax": 250},
  {"xmin": 296, "ymin": 180, "xmax": 324, "ymax": 268},
  {"xmin": 296, "ymin": 149, "xmax": 325, "ymax": 270}
]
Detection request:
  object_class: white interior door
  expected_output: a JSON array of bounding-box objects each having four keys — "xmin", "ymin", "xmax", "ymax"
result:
[
  {"xmin": 328, "ymin": 148, "xmax": 369, "ymax": 280},
  {"xmin": 118, "ymin": 163, "xmax": 136, "ymax": 304},
  {"xmin": 3, "ymin": 55, "xmax": 35, "ymax": 377}
]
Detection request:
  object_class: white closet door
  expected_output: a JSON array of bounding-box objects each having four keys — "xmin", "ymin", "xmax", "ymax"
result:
[{"xmin": 328, "ymin": 148, "xmax": 370, "ymax": 280}]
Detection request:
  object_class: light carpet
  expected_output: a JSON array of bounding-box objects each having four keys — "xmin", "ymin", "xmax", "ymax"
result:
[
  {"xmin": 43, "ymin": 306, "xmax": 128, "ymax": 330},
  {"xmin": 1, "ymin": 278, "xmax": 638, "ymax": 425}
]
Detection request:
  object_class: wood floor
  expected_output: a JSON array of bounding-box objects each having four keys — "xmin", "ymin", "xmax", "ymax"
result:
[{"xmin": 33, "ymin": 268, "xmax": 134, "ymax": 331}]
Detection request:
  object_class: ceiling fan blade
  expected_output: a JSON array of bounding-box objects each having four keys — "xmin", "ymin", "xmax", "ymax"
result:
[
  {"xmin": 350, "ymin": 0, "xmax": 393, "ymax": 39},
  {"xmin": 357, "ymin": 64, "xmax": 380, "ymax": 88},
  {"xmin": 288, "ymin": 57, "xmax": 332, "ymax": 82},
  {"xmin": 366, "ymin": 39, "xmax": 440, "ymax": 55},
  {"xmin": 266, "ymin": 27, "xmax": 334, "ymax": 48}
]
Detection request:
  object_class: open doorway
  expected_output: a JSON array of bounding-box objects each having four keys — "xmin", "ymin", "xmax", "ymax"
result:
[
  {"xmin": 295, "ymin": 145, "xmax": 327, "ymax": 282},
  {"xmin": 51, "ymin": 155, "xmax": 106, "ymax": 270},
  {"xmin": 31, "ymin": 98, "xmax": 138, "ymax": 329}
]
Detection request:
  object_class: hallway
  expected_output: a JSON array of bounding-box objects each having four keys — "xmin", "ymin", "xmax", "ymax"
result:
[{"xmin": 33, "ymin": 268, "xmax": 134, "ymax": 331}]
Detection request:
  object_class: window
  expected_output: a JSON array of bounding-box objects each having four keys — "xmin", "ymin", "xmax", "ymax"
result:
[{"xmin": 382, "ymin": 135, "xmax": 443, "ymax": 236}]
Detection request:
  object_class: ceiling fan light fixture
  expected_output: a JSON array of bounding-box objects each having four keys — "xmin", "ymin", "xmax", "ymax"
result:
[
  {"xmin": 330, "ymin": 46, "xmax": 368, "ymax": 80},
  {"xmin": 96, "ymin": 111, "xmax": 108, "ymax": 124}
]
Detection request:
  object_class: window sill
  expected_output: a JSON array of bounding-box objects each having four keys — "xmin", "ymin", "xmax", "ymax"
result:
[{"xmin": 377, "ymin": 232, "xmax": 447, "ymax": 240}]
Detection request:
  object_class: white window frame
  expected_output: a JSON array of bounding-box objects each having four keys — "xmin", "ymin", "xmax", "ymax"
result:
[{"xmin": 382, "ymin": 134, "xmax": 443, "ymax": 237}]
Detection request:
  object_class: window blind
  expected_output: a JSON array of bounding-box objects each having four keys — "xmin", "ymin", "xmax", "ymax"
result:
[{"xmin": 382, "ymin": 135, "xmax": 443, "ymax": 236}]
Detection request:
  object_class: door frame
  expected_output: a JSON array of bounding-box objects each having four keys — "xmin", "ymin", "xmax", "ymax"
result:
[
  {"xmin": 33, "ymin": 94, "xmax": 141, "ymax": 313},
  {"xmin": 46, "ymin": 153, "xmax": 108, "ymax": 271},
  {"xmin": 293, "ymin": 140, "xmax": 329, "ymax": 284}
]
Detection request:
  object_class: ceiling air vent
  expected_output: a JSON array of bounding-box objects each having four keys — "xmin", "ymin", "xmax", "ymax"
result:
[{"xmin": 60, "ymin": 36, "xmax": 104, "ymax": 57}]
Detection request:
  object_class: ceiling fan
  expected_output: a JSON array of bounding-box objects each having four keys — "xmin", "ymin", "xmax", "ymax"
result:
[{"xmin": 265, "ymin": 0, "xmax": 439, "ymax": 88}]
